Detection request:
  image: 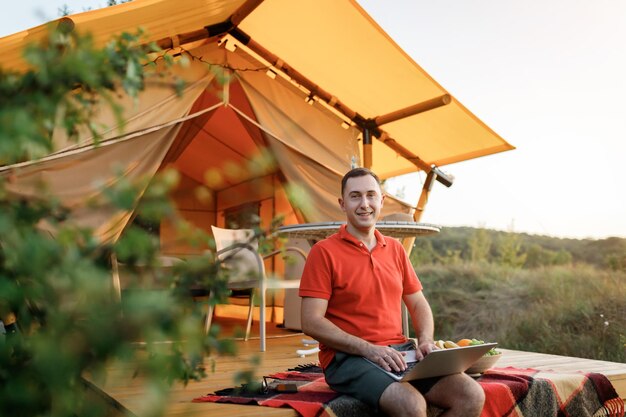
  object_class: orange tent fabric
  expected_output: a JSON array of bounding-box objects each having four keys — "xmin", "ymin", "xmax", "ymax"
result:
[
  {"xmin": 0, "ymin": 0, "xmax": 514, "ymax": 246},
  {"xmin": 0, "ymin": 42, "xmax": 409, "ymax": 244},
  {"xmin": 0, "ymin": 0, "xmax": 513, "ymax": 180}
]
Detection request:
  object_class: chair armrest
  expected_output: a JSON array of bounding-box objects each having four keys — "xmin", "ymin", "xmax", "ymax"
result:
[
  {"xmin": 216, "ymin": 242, "xmax": 264, "ymax": 278},
  {"xmin": 262, "ymin": 247, "xmax": 308, "ymax": 262},
  {"xmin": 216, "ymin": 242, "xmax": 258, "ymax": 258}
]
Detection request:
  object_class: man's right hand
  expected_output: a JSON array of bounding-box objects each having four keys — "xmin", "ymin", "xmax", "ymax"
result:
[
  {"xmin": 364, "ymin": 344, "xmax": 407, "ymax": 373},
  {"xmin": 302, "ymin": 297, "xmax": 407, "ymax": 373}
]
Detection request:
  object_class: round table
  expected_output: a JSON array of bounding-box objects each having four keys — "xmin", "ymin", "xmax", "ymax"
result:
[{"xmin": 277, "ymin": 221, "xmax": 440, "ymax": 240}]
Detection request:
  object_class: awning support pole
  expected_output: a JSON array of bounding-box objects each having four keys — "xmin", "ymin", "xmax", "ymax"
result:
[
  {"xmin": 363, "ymin": 128, "xmax": 373, "ymax": 169},
  {"xmin": 415, "ymin": 170, "xmax": 437, "ymax": 222},
  {"xmin": 141, "ymin": 15, "xmax": 457, "ymax": 205},
  {"xmin": 399, "ymin": 170, "xmax": 437, "ymax": 261},
  {"xmin": 374, "ymin": 95, "xmax": 451, "ymax": 127},
  {"xmin": 227, "ymin": 28, "xmax": 452, "ymax": 183},
  {"xmin": 100, "ymin": 9, "xmax": 451, "ymax": 185},
  {"xmin": 152, "ymin": 0, "xmax": 265, "ymax": 50}
]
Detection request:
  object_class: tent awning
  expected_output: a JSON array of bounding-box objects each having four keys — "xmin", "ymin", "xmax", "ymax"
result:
[{"xmin": 0, "ymin": 0, "xmax": 514, "ymax": 179}]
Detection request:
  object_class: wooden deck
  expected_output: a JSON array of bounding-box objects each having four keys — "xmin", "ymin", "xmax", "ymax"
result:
[{"xmin": 85, "ymin": 321, "xmax": 626, "ymax": 417}]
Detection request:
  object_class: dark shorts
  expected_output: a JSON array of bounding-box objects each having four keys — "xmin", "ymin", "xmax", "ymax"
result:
[{"xmin": 323, "ymin": 340, "xmax": 441, "ymax": 410}]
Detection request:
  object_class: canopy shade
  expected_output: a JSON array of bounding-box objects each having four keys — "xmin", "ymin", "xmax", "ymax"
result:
[{"xmin": 0, "ymin": 0, "xmax": 513, "ymax": 180}]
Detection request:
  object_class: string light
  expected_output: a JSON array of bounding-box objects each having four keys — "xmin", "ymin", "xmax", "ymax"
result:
[{"xmin": 147, "ymin": 47, "xmax": 270, "ymax": 74}]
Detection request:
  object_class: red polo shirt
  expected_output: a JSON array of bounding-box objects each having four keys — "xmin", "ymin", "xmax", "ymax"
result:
[{"xmin": 299, "ymin": 225, "xmax": 422, "ymax": 369}]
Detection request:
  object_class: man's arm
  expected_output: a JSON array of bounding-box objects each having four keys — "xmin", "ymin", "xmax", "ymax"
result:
[
  {"xmin": 301, "ymin": 297, "xmax": 407, "ymax": 372},
  {"xmin": 403, "ymin": 291, "xmax": 436, "ymax": 359}
]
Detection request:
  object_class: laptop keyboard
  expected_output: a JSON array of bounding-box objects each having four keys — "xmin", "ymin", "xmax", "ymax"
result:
[{"xmin": 391, "ymin": 360, "xmax": 418, "ymax": 378}]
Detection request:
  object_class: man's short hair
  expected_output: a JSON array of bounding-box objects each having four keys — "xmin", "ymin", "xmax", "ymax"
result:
[{"xmin": 341, "ymin": 167, "xmax": 381, "ymax": 196}]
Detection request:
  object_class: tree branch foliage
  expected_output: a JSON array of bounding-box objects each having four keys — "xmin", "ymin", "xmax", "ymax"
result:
[{"xmin": 0, "ymin": 26, "xmax": 234, "ymax": 417}]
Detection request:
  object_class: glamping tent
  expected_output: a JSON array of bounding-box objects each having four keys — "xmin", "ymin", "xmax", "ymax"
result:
[
  {"xmin": 0, "ymin": 40, "xmax": 418, "ymax": 248},
  {"xmin": 0, "ymin": 0, "xmax": 513, "ymax": 318},
  {"xmin": 0, "ymin": 0, "xmax": 513, "ymax": 241}
]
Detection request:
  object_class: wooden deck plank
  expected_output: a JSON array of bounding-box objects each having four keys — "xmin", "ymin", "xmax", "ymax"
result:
[
  {"xmin": 89, "ymin": 327, "xmax": 310, "ymax": 417},
  {"xmin": 86, "ymin": 323, "xmax": 626, "ymax": 417}
]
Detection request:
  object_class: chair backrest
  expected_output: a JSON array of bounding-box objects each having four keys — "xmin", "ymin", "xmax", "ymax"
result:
[
  {"xmin": 211, "ymin": 226, "xmax": 263, "ymax": 283},
  {"xmin": 211, "ymin": 227, "xmax": 257, "ymax": 253},
  {"xmin": 283, "ymin": 238, "xmax": 310, "ymax": 280}
]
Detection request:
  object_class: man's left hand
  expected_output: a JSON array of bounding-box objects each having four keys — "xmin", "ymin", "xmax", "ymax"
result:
[{"xmin": 416, "ymin": 340, "xmax": 437, "ymax": 360}]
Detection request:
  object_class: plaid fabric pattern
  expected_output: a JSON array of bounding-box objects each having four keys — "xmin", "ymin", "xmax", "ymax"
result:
[
  {"xmin": 479, "ymin": 367, "xmax": 624, "ymax": 417},
  {"xmin": 193, "ymin": 366, "xmax": 624, "ymax": 417}
]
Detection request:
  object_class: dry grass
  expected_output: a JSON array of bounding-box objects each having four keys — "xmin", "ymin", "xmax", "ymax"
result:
[{"xmin": 416, "ymin": 263, "xmax": 626, "ymax": 362}]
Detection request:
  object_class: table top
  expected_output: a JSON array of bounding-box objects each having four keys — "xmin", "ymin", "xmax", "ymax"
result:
[{"xmin": 277, "ymin": 221, "xmax": 440, "ymax": 240}]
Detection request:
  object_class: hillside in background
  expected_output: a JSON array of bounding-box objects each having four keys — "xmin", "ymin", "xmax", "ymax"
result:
[
  {"xmin": 415, "ymin": 263, "xmax": 625, "ymax": 363},
  {"xmin": 411, "ymin": 226, "xmax": 626, "ymax": 271},
  {"xmin": 407, "ymin": 227, "xmax": 626, "ymax": 362}
]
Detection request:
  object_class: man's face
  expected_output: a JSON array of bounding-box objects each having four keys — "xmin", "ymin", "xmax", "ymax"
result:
[{"xmin": 339, "ymin": 174, "xmax": 385, "ymax": 231}]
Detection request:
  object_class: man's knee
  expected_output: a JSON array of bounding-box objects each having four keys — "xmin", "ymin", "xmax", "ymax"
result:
[
  {"xmin": 465, "ymin": 378, "xmax": 486, "ymax": 413},
  {"xmin": 458, "ymin": 374, "xmax": 485, "ymax": 411},
  {"xmin": 379, "ymin": 382, "xmax": 427, "ymax": 417},
  {"xmin": 426, "ymin": 373, "xmax": 485, "ymax": 416}
]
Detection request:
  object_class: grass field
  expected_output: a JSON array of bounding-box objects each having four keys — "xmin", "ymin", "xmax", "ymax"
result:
[{"xmin": 416, "ymin": 262, "xmax": 626, "ymax": 363}]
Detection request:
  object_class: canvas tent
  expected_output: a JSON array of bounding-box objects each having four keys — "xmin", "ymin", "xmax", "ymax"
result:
[{"xmin": 0, "ymin": 0, "xmax": 514, "ymax": 253}]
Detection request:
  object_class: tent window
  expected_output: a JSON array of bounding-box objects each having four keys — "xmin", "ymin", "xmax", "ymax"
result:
[{"xmin": 224, "ymin": 202, "xmax": 260, "ymax": 229}]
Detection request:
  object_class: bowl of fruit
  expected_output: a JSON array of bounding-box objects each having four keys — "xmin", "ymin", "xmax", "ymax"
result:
[
  {"xmin": 462, "ymin": 339, "xmax": 501, "ymax": 374},
  {"xmin": 435, "ymin": 338, "xmax": 502, "ymax": 374}
]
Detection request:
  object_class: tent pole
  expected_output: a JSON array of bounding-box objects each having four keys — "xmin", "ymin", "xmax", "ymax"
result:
[
  {"xmin": 399, "ymin": 170, "xmax": 437, "ymax": 259},
  {"xmin": 148, "ymin": 23, "xmax": 454, "ymax": 185},
  {"xmin": 146, "ymin": 21, "xmax": 451, "ymax": 181},
  {"xmin": 229, "ymin": 28, "xmax": 359, "ymax": 121},
  {"xmin": 363, "ymin": 128, "xmax": 373, "ymax": 169},
  {"xmin": 378, "ymin": 132, "xmax": 431, "ymax": 172},
  {"xmin": 152, "ymin": 0, "xmax": 265, "ymax": 50},
  {"xmin": 374, "ymin": 95, "xmax": 451, "ymax": 127},
  {"xmin": 227, "ymin": 28, "xmax": 451, "ymax": 183},
  {"xmin": 415, "ymin": 170, "xmax": 437, "ymax": 222}
]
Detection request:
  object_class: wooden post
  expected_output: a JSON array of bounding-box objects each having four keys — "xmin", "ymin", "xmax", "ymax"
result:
[
  {"xmin": 374, "ymin": 94, "xmax": 451, "ymax": 127},
  {"xmin": 363, "ymin": 128, "xmax": 373, "ymax": 169},
  {"xmin": 414, "ymin": 170, "xmax": 437, "ymax": 222},
  {"xmin": 401, "ymin": 170, "xmax": 437, "ymax": 257}
]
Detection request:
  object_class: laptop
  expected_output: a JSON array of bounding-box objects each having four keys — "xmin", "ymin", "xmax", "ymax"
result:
[{"xmin": 367, "ymin": 343, "xmax": 497, "ymax": 381}]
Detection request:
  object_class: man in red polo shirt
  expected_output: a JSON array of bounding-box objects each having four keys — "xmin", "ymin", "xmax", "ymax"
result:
[{"xmin": 299, "ymin": 168, "xmax": 484, "ymax": 417}]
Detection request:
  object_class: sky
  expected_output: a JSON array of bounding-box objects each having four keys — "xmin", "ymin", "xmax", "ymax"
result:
[{"xmin": 2, "ymin": 1, "xmax": 625, "ymax": 240}]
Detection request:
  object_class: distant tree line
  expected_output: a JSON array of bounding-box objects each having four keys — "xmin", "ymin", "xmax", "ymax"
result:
[{"xmin": 410, "ymin": 227, "xmax": 626, "ymax": 271}]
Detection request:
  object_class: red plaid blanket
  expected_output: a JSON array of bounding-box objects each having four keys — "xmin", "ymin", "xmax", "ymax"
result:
[
  {"xmin": 193, "ymin": 366, "xmax": 624, "ymax": 417},
  {"xmin": 479, "ymin": 367, "xmax": 624, "ymax": 417}
]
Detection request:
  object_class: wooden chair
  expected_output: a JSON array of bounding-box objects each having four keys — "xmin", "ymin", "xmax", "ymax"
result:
[{"xmin": 208, "ymin": 226, "xmax": 307, "ymax": 352}]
